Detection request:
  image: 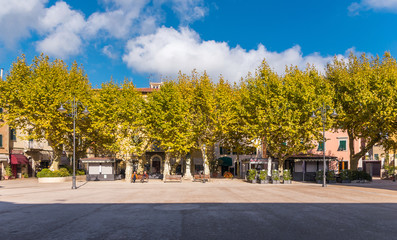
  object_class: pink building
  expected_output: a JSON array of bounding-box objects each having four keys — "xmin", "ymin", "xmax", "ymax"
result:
[
  {"xmin": 285, "ymin": 129, "xmax": 364, "ymax": 181},
  {"xmin": 309, "ymin": 129, "xmax": 362, "ymax": 171}
]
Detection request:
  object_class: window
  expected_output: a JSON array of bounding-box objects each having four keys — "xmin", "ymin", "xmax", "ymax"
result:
[
  {"xmin": 220, "ymin": 146, "xmax": 230, "ymax": 155},
  {"xmin": 10, "ymin": 128, "xmax": 16, "ymax": 141},
  {"xmin": 0, "ymin": 134, "xmax": 2, "ymax": 147},
  {"xmin": 374, "ymin": 154, "xmax": 379, "ymax": 160},
  {"xmin": 338, "ymin": 140, "xmax": 347, "ymax": 151},
  {"xmin": 317, "ymin": 142, "xmax": 325, "ymax": 151}
]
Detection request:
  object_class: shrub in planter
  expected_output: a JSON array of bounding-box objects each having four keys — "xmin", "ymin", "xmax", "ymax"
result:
[
  {"xmin": 340, "ymin": 169, "xmax": 351, "ymax": 183},
  {"xmin": 283, "ymin": 169, "xmax": 292, "ymax": 184},
  {"xmin": 272, "ymin": 170, "xmax": 280, "ymax": 184},
  {"xmin": 37, "ymin": 169, "xmax": 53, "ymax": 178},
  {"xmin": 23, "ymin": 173, "xmax": 29, "ymax": 178},
  {"xmin": 58, "ymin": 168, "xmax": 71, "ymax": 177},
  {"xmin": 248, "ymin": 169, "xmax": 257, "ymax": 183},
  {"xmin": 76, "ymin": 169, "xmax": 86, "ymax": 176},
  {"xmin": 326, "ymin": 171, "xmax": 336, "ymax": 183},
  {"xmin": 315, "ymin": 170, "xmax": 324, "ymax": 183},
  {"xmin": 4, "ymin": 165, "xmax": 12, "ymax": 179},
  {"xmin": 259, "ymin": 170, "xmax": 268, "ymax": 183},
  {"xmin": 37, "ymin": 168, "xmax": 71, "ymax": 178}
]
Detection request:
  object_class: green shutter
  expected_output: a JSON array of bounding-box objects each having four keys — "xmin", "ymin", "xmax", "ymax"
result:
[
  {"xmin": 338, "ymin": 140, "xmax": 346, "ymax": 151},
  {"xmin": 0, "ymin": 135, "xmax": 2, "ymax": 147},
  {"xmin": 317, "ymin": 142, "xmax": 324, "ymax": 151}
]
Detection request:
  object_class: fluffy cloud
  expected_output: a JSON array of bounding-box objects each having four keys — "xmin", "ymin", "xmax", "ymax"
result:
[
  {"xmin": 0, "ymin": 0, "xmax": 47, "ymax": 48},
  {"xmin": 349, "ymin": 0, "xmax": 397, "ymax": 14},
  {"xmin": 0, "ymin": 0, "xmax": 204, "ymax": 58},
  {"xmin": 123, "ymin": 27, "xmax": 342, "ymax": 83},
  {"xmin": 36, "ymin": 1, "xmax": 86, "ymax": 57}
]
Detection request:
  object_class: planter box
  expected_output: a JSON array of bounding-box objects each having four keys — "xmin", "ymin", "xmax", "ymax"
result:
[
  {"xmin": 38, "ymin": 175, "xmax": 86, "ymax": 183},
  {"xmin": 341, "ymin": 180, "xmax": 351, "ymax": 183},
  {"xmin": 284, "ymin": 180, "xmax": 292, "ymax": 184},
  {"xmin": 251, "ymin": 180, "xmax": 257, "ymax": 184},
  {"xmin": 327, "ymin": 180, "xmax": 336, "ymax": 184},
  {"xmin": 273, "ymin": 180, "xmax": 280, "ymax": 184},
  {"xmin": 260, "ymin": 180, "xmax": 269, "ymax": 184}
]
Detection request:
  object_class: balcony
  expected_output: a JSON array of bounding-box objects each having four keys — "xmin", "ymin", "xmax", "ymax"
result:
[{"xmin": 24, "ymin": 140, "xmax": 44, "ymax": 150}]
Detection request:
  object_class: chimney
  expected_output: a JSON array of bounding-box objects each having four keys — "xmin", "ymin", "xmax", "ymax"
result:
[{"xmin": 0, "ymin": 68, "xmax": 3, "ymax": 79}]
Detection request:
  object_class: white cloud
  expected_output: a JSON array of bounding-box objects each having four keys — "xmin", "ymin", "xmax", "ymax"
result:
[
  {"xmin": 123, "ymin": 27, "xmax": 344, "ymax": 83},
  {"xmin": 0, "ymin": 0, "xmax": 207, "ymax": 58},
  {"xmin": 349, "ymin": 0, "xmax": 397, "ymax": 14},
  {"xmin": 36, "ymin": 1, "xmax": 86, "ymax": 57},
  {"xmin": 102, "ymin": 45, "xmax": 118, "ymax": 59},
  {"xmin": 0, "ymin": 0, "xmax": 47, "ymax": 48},
  {"xmin": 170, "ymin": 0, "xmax": 207, "ymax": 23}
]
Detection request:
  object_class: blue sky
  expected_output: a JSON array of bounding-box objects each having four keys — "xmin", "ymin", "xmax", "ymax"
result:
[{"xmin": 1, "ymin": 0, "xmax": 397, "ymax": 88}]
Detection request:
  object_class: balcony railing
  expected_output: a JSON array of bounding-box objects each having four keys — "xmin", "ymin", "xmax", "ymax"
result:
[{"xmin": 24, "ymin": 141, "xmax": 44, "ymax": 150}]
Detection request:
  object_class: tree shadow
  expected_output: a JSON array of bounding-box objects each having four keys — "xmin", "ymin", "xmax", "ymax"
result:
[{"xmin": 0, "ymin": 202, "xmax": 396, "ymax": 240}]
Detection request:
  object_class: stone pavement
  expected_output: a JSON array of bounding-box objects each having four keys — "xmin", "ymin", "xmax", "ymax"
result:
[{"xmin": 1, "ymin": 178, "xmax": 397, "ymax": 240}]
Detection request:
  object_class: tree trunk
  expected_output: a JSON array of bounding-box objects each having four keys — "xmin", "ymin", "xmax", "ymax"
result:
[
  {"xmin": 163, "ymin": 152, "xmax": 170, "ymax": 180},
  {"xmin": 125, "ymin": 160, "xmax": 133, "ymax": 182},
  {"xmin": 236, "ymin": 154, "xmax": 240, "ymax": 178},
  {"xmin": 49, "ymin": 145, "xmax": 63, "ymax": 171},
  {"xmin": 348, "ymin": 130, "xmax": 358, "ymax": 171},
  {"xmin": 201, "ymin": 145, "xmax": 210, "ymax": 175},
  {"xmin": 184, "ymin": 153, "xmax": 192, "ymax": 180}
]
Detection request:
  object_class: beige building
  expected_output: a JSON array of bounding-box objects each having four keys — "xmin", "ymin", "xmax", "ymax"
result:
[{"xmin": 0, "ymin": 114, "xmax": 10, "ymax": 179}]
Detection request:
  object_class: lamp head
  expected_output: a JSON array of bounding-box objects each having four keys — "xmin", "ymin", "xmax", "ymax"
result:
[
  {"xmin": 82, "ymin": 107, "xmax": 90, "ymax": 116},
  {"xmin": 57, "ymin": 104, "xmax": 67, "ymax": 113},
  {"xmin": 330, "ymin": 109, "xmax": 338, "ymax": 118}
]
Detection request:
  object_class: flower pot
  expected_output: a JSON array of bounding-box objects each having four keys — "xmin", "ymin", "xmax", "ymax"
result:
[
  {"xmin": 273, "ymin": 180, "xmax": 280, "ymax": 184},
  {"xmin": 284, "ymin": 180, "xmax": 291, "ymax": 184},
  {"xmin": 260, "ymin": 180, "xmax": 267, "ymax": 184},
  {"xmin": 251, "ymin": 180, "xmax": 257, "ymax": 184},
  {"xmin": 4, "ymin": 176, "xmax": 10, "ymax": 180}
]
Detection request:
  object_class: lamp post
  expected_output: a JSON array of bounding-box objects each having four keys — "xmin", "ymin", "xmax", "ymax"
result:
[
  {"xmin": 58, "ymin": 96, "xmax": 89, "ymax": 189},
  {"xmin": 311, "ymin": 102, "xmax": 337, "ymax": 187}
]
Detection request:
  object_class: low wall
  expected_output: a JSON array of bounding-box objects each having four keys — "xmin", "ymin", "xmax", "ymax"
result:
[{"xmin": 38, "ymin": 175, "xmax": 86, "ymax": 183}]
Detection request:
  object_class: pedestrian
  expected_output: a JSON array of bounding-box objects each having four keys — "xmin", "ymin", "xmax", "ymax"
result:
[
  {"xmin": 141, "ymin": 171, "xmax": 148, "ymax": 183},
  {"xmin": 132, "ymin": 171, "xmax": 137, "ymax": 183}
]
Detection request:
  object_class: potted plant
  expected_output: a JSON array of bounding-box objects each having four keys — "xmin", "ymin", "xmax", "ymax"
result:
[
  {"xmin": 339, "ymin": 169, "xmax": 351, "ymax": 183},
  {"xmin": 4, "ymin": 165, "xmax": 12, "ymax": 180},
  {"xmin": 272, "ymin": 170, "xmax": 280, "ymax": 184},
  {"xmin": 259, "ymin": 170, "xmax": 269, "ymax": 184},
  {"xmin": 326, "ymin": 171, "xmax": 336, "ymax": 183},
  {"xmin": 23, "ymin": 173, "xmax": 29, "ymax": 178},
  {"xmin": 283, "ymin": 169, "xmax": 292, "ymax": 184},
  {"xmin": 315, "ymin": 170, "xmax": 324, "ymax": 184},
  {"xmin": 247, "ymin": 169, "xmax": 257, "ymax": 183}
]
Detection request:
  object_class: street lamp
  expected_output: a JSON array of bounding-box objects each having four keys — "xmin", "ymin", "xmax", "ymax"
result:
[
  {"xmin": 58, "ymin": 96, "xmax": 89, "ymax": 189},
  {"xmin": 311, "ymin": 103, "xmax": 337, "ymax": 187}
]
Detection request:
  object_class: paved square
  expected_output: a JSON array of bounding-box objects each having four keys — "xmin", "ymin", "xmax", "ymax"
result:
[{"xmin": 1, "ymin": 179, "xmax": 397, "ymax": 240}]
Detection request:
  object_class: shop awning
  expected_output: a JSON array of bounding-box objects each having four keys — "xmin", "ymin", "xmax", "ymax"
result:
[
  {"xmin": 0, "ymin": 154, "xmax": 8, "ymax": 162},
  {"xmin": 218, "ymin": 157, "xmax": 233, "ymax": 166},
  {"xmin": 288, "ymin": 154, "xmax": 338, "ymax": 162},
  {"xmin": 81, "ymin": 158, "xmax": 115, "ymax": 163},
  {"xmin": 10, "ymin": 154, "xmax": 29, "ymax": 164}
]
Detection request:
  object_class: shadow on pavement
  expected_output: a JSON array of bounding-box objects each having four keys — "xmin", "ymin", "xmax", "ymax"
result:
[
  {"xmin": 338, "ymin": 179, "xmax": 397, "ymax": 192},
  {"xmin": 0, "ymin": 201, "xmax": 396, "ymax": 240}
]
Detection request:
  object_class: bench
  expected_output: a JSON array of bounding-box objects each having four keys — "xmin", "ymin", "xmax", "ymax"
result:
[
  {"xmin": 164, "ymin": 175, "xmax": 182, "ymax": 183},
  {"xmin": 193, "ymin": 174, "xmax": 210, "ymax": 182}
]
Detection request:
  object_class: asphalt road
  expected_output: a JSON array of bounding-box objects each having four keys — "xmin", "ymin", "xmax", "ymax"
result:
[{"xmin": 1, "ymin": 179, "xmax": 397, "ymax": 240}]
